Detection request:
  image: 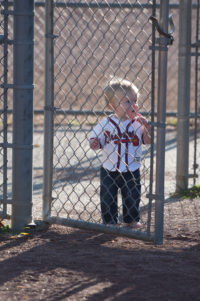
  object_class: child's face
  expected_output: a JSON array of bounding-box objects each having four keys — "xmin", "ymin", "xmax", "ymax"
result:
[{"xmin": 110, "ymin": 89, "xmax": 139, "ymax": 120}]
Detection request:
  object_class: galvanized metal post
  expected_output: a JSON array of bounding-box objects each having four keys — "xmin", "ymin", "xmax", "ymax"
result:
[
  {"xmin": 192, "ymin": 0, "xmax": 200, "ymax": 186},
  {"xmin": 12, "ymin": 0, "xmax": 34, "ymax": 231},
  {"xmin": 2, "ymin": 0, "xmax": 9, "ymax": 218},
  {"xmin": 155, "ymin": 0, "xmax": 169, "ymax": 245},
  {"xmin": 43, "ymin": 0, "xmax": 54, "ymax": 220},
  {"xmin": 147, "ymin": 0, "xmax": 156, "ymax": 236},
  {"xmin": 176, "ymin": 0, "xmax": 192, "ymax": 191}
]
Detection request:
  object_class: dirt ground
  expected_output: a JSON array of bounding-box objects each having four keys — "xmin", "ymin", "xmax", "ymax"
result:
[{"xmin": 0, "ymin": 224, "xmax": 200, "ymax": 301}]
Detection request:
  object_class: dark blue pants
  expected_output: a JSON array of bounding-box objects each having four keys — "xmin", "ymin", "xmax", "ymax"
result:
[{"xmin": 100, "ymin": 167, "xmax": 141, "ymax": 224}]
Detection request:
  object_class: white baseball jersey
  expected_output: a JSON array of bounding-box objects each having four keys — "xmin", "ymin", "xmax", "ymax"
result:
[{"xmin": 90, "ymin": 115, "xmax": 145, "ymax": 172}]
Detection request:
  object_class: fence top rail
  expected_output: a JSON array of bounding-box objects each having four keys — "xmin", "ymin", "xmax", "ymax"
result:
[
  {"xmin": 3, "ymin": 1, "xmax": 153, "ymax": 9},
  {"xmin": 36, "ymin": 2, "xmax": 200, "ymax": 9},
  {"xmin": 4, "ymin": 1, "xmax": 199, "ymax": 9}
]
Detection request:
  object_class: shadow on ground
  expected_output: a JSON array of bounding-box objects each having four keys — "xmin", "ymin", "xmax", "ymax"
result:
[{"xmin": 0, "ymin": 225, "xmax": 200, "ymax": 301}]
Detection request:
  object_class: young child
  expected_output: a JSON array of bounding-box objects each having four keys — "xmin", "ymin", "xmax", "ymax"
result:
[{"xmin": 89, "ymin": 78, "xmax": 151, "ymax": 229}]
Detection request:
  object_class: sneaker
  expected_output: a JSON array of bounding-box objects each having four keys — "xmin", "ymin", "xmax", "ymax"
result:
[{"xmin": 126, "ymin": 221, "xmax": 143, "ymax": 229}]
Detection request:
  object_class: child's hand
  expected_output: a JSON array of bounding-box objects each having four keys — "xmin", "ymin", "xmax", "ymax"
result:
[
  {"xmin": 90, "ymin": 138, "xmax": 101, "ymax": 150},
  {"xmin": 136, "ymin": 113, "xmax": 149, "ymax": 126},
  {"xmin": 136, "ymin": 113, "xmax": 151, "ymax": 144}
]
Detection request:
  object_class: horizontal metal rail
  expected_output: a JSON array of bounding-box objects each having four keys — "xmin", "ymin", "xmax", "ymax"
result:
[
  {"xmin": 0, "ymin": 211, "xmax": 11, "ymax": 219},
  {"xmin": 1, "ymin": 109, "xmax": 200, "ymax": 118},
  {"xmin": 4, "ymin": 1, "xmax": 200, "ymax": 9},
  {"xmin": 48, "ymin": 216, "xmax": 155, "ymax": 242},
  {"xmin": 0, "ymin": 198, "xmax": 12, "ymax": 204}
]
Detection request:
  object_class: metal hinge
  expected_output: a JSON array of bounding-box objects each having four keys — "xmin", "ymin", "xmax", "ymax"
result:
[
  {"xmin": 191, "ymin": 40, "xmax": 200, "ymax": 56},
  {"xmin": 149, "ymin": 14, "xmax": 175, "ymax": 48},
  {"xmin": 0, "ymin": 198, "xmax": 13, "ymax": 204},
  {"xmin": 44, "ymin": 105, "xmax": 59, "ymax": 112},
  {"xmin": 146, "ymin": 193, "xmax": 164, "ymax": 201},
  {"xmin": 0, "ymin": 143, "xmax": 33, "ymax": 150},
  {"xmin": 191, "ymin": 40, "xmax": 200, "ymax": 48},
  {"xmin": 1, "ymin": 9, "xmax": 34, "ymax": 16}
]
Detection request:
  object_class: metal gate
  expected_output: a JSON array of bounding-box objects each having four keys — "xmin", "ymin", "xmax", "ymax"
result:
[{"xmin": 43, "ymin": 0, "xmax": 173, "ymax": 244}]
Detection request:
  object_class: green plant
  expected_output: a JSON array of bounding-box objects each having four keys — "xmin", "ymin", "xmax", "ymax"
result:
[
  {"xmin": 166, "ymin": 117, "xmax": 178, "ymax": 126},
  {"xmin": 0, "ymin": 220, "xmax": 11, "ymax": 234},
  {"xmin": 172, "ymin": 184, "xmax": 200, "ymax": 199}
]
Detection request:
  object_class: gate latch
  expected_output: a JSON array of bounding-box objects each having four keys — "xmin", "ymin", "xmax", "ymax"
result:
[{"xmin": 149, "ymin": 14, "xmax": 175, "ymax": 45}]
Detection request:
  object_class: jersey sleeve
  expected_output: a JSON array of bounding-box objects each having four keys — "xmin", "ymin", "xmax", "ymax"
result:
[{"xmin": 89, "ymin": 119, "xmax": 107, "ymax": 147}]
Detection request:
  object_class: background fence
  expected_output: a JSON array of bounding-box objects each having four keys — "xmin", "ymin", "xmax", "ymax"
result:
[
  {"xmin": 43, "ymin": 0, "xmax": 157, "ymax": 242},
  {"xmin": 0, "ymin": 0, "xmax": 199, "ymax": 244},
  {"xmin": 43, "ymin": 0, "xmax": 200, "ymax": 243},
  {"xmin": 1, "ymin": 1, "xmax": 199, "ymax": 112}
]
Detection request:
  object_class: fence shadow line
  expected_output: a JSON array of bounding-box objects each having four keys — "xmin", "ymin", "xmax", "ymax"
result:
[{"xmin": 0, "ymin": 227, "xmax": 199, "ymax": 301}]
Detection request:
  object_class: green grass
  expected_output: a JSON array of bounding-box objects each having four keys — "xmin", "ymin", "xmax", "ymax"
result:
[
  {"xmin": 0, "ymin": 222, "xmax": 32, "ymax": 238},
  {"xmin": 166, "ymin": 117, "xmax": 178, "ymax": 126},
  {"xmin": 0, "ymin": 222, "xmax": 12, "ymax": 234},
  {"xmin": 172, "ymin": 184, "xmax": 200, "ymax": 199}
]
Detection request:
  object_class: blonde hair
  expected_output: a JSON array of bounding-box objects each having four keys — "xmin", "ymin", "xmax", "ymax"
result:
[{"xmin": 104, "ymin": 78, "xmax": 139, "ymax": 106}]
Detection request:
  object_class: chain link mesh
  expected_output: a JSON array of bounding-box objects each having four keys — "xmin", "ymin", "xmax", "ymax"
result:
[
  {"xmin": 32, "ymin": 2, "xmax": 197, "ymax": 113},
  {"xmin": 0, "ymin": 0, "xmax": 199, "ymax": 240},
  {"xmin": 48, "ymin": 0, "xmax": 200, "ymax": 239},
  {"xmin": 163, "ymin": 1, "xmax": 200, "ymax": 238},
  {"xmin": 165, "ymin": 5, "xmax": 200, "ymax": 194},
  {"xmin": 0, "ymin": 1, "xmax": 189, "ymax": 116},
  {"xmin": 50, "ymin": 1, "xmax": 154, "ymax": 235},
  {"xmin": 0, "ymin": 0, "xmax": 13, "ymax": 219},
  {"xmin": 0, "ymin": 0, "xmax": 8, "ymax": 218}
]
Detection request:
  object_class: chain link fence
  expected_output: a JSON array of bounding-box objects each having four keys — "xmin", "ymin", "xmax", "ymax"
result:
[
  {"xmin": 32, "ymin": 1, "xmax": 198, "ymax": 113},
  {"xmin": 0, "ymin": 0, "xmax": 5, "ymax": 218},
  {"xmin": 0, "ymin": 1, "xmax": 198, "ymax": 113},
  {"xmin": 43, "ymin": 0, "xmax": 200, "ymax": 243},
  {"xmin": 41, "ymin": 0, "xmax": 165, "ymax": 243},
  {"xmin": 33, "ymin": 1, "xmax": 199, "ymax": 209},
  {"xmin": 165, "ymin": 2, "xmax": 200, "ymax": 194},
  {"xmin": 0, "ymin": 0, "xmax": 199, "ymax": 242},
  {"xmin": 163, "ymin": 0, "xmax": 200, "ymax": 239}
]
